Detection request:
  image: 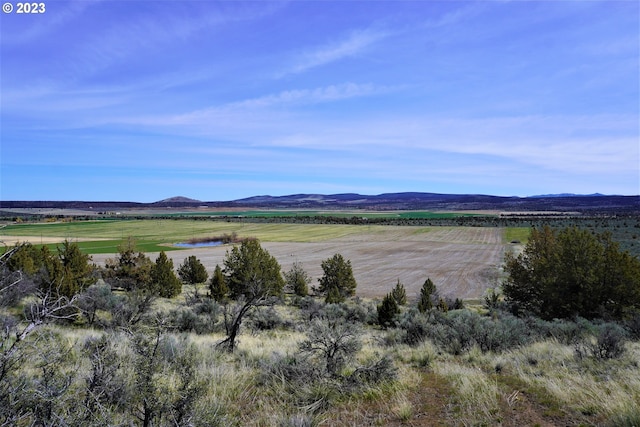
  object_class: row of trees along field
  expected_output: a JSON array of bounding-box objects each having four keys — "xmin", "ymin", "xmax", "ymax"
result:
[{"xmin": 1, "ymin": 226, "xmax": 639, "ymax": 425}]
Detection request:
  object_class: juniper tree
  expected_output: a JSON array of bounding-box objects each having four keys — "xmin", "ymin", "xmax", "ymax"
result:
[
  {"xmin": 177, "ymin": 256, "xmax": 208, "ymax": 286},
  {"xmin": 317, "ymin": 254, "xmax": 357, "ymax": 303},
  {"xmin": 150, "ymin": 251, "xmax": 182, "ymax": 298},
  {"xmin": 218, "ymin": 240, "xmax": 284, "ymax": 352},
  {"xmin": 284, "ymin": 261, "xmax": 310, "ymax": 297},
  {"xmin": 377, "ymin": 292, "xmax": 400, "ymax": 328},
  {"xmin": 503, "ymin": 226, "xmax": 640, "ymax": 319},
  {"xmin": 209, "ymin": 264, "xmax": 229, "ymax": 302},
  {"xmin": 103, "ymin": 237, "xmax": 153, "ymax": 291},
  {"xmin": 391, "ymin": 279, "xmax": 407, "ymax": 305},
  {"xmin": 417, "ymin": 278, "xmax": 437, "ymax": 313},
  {"xmin": 223, "ymin": 239, "xmax": 284, "ymax": 299},
  {"xmin": 5, "ymin": 242, "xmax": 46, "ymax": 276},
  {"xmin": 56, "ymin": 239, "xmax": 95, "ymax": 297}
]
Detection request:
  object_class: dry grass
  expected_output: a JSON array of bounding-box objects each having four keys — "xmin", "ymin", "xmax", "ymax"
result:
[
  {"xmin": 434, "ymin": 360, "xmax": 501, "ymax": 425},
  {"xmin": 419, "ymin": 338, "xmax": 640, "ymax": 426},
  {"xmin": 9, "ymin": 310, "xmax": 640, "ymax": 426},
  {"xmin": 501, "ymin": 340, "xmax": 640, "ymax": 425}
]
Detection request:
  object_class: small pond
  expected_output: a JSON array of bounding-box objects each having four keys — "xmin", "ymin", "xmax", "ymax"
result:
[{"xmin": 174, "ymin": 241, "xmax": 224, "ymax": 248}]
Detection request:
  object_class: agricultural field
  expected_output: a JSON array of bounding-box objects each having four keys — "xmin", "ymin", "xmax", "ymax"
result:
[{"xmin": 1, "ymin": 220, "xmax": 507, "ymax": 300}]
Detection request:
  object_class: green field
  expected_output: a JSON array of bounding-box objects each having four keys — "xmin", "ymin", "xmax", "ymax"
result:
[
  {"xmin": 1, "ymin": 220, "xmax": 402, "ymax": 254},
  {"xmin": 504, "ymin": 227, "xmax": 531, "ymax": 244},
  {"xmin": 2, "ymin": 219, "xmax": 535, "ymax": 256}
]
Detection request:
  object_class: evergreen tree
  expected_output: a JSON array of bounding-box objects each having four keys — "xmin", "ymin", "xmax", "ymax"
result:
[
  {"xmin": 391, "ymin": 279, "xmax": 407, "ymax": 305},
  {"xmin": 317, "ymin": 254, "xmax": 357, "ymax": 303},
  {"xmin": 377, "ymin": 292, "xmax": 400, "ymax": 328},
  {"xmin": 178, "ymin": 255, "xmax": 208, "ymax": 285},
  {"xmin": 325, "ymin": 286, "xmax": 343, "ymax": 304},
  {"xmin": 150, "ymin": 251, "xmax": 181, "ymax": 298},
  {"xmin": 218, "ymin": 240, "xmax": 284, "ymax": 352},
  {"xmin": 36, "ymin": 240, "xmax": 95, "ymax": 298},
  {"xmin": 417, "ymin": 277, "xmax": 436, "ymax": 313},
  {"xmin": 5, "ymin": 242, "xmax": 45, "ymax": 275},
  {"xmin": 284, "ymin": 261, "xmax": 310, "ymax": 297},
  {"xmin": 104, "ymin": 237, "xmax": 153, "ymax": 291},
  {"xmin": 504, "ymin": 226, "xmax": 640, "ymax": 320},
  {"xmin": 209, "ymin": 264, "xmax": 229, "ymax": 302},
  {"xmin": 223, "ymin": 239, "xmax": 284, "ymax": 299},
  {"xmin": 451, "ymin": 298, "xmax": 465, "ymax": 310},
  {"xmin": 56, "ymin": 239, "xmax": 95, "ymax": 297},
  {"xmin": 437, "ymin": 298, "xmax": 449, "ymax": 312}
]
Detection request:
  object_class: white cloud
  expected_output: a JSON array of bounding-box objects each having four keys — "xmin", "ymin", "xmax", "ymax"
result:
[
  {"xmin": 280, "ymin": 27, "xmax": 389, "ymax": 76},
  {"xmin": 126, "ymin": 82, "xmax": 391, "ymax": 130},
  {"xmin": 230, "ymin": 83, "xmax": 388, "ymax": 109}
]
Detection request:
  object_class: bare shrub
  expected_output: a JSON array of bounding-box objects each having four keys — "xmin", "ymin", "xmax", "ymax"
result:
[
  {"xmin": 22, "ymin": 331, "xmax": 78, "ymax": 426},
  {"xmin": 248, "ymin": 305, "xmax": 290, "ymax": 331},
  {"xmin": 346, "ymin": 355, "xmax": 397, "ymax": 388},
  {"xmin": 82, "ymin": 334, "xmax": 128, "ymax": 420},
  {"xmin": 109, "ymin": 290, "xmax": 156, "ymax": 328},
  {"xmin": 168, "ymin": 303, "xmax": 220, "ymax": 334},
  {"xmin": 591, "ymin": 323, "xmax": 628, "ymax": 360},
  {"xmin": 296, "ymin": 296, "xmax": 325, "ymax": 323},
  {"xmin": 0, "ymin": 268, "xmax": 37, "ymax": 308},
  {"xmin": 299, "ymin": 318, "xmax": 361, "ymax": 377},
  {"xmin": 169, "ymin": 308, "xmax": 200, "ymax": 333},
  {"xmin": 260, "ymin": 353, "xmax": 322, "ymax": 386},
  {"xmin": 76, "ymin": 283, "xmax": 118, "ymax": 326}
]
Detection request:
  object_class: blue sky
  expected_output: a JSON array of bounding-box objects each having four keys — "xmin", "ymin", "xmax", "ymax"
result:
[{"xmin": 1, "ymin": 0, "xmax": 638, "ymax": 202}]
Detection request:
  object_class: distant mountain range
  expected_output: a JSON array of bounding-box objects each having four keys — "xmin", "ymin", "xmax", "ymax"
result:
[
  {"xmin": 1, "ymin": 192, "xmax": 638, "ymax": 213},
  {"xmin": 227, "ymin": 192, "xmax": 638, "ymax": 212},
  {"xmin": 528, "ymin": 193, "xmax": 606, "ymax": 198}
]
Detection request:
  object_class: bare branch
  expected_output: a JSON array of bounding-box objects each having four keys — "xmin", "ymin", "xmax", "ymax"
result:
[{"xmin": 0, "ymin": 271, "xmax": 22, "ymax": 295}]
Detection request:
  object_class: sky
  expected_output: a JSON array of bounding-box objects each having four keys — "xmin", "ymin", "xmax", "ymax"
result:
[{"xmin": 1, "ymin": 0, "xmax": 638, "ymax": 202}]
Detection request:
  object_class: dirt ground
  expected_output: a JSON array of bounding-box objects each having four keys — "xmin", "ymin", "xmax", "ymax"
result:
[{"xmin": 92, "ymin": 227, "xmax": 505, "ymax": 300}]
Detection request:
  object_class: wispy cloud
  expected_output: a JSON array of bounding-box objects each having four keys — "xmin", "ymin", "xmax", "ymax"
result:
[
  {"xmin": 118, "ymin": 101, "xmax": 639, "ymax": 181},
  {"xmin": 280, "ymin": 27, "xmax": 389, "ymax": 76},
  {"xmin": 15, "ymin": 2, "xmax": 281, "ymax": 84},
  {"xmin": 128, "ymin": 82, "xmax": 391, "ymax": 129},
  {"xmin": 229, "ymin": 83, "xmax": 390, "ymax": 108},
  {"xmin": 311, "ymin": 114, "xmax": 639, "ymax": 176}
]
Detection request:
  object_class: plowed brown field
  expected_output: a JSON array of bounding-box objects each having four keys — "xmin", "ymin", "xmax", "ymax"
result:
[{"xmin": 92, "ymin": 226, "xmax": 505, "ymax": 300}]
